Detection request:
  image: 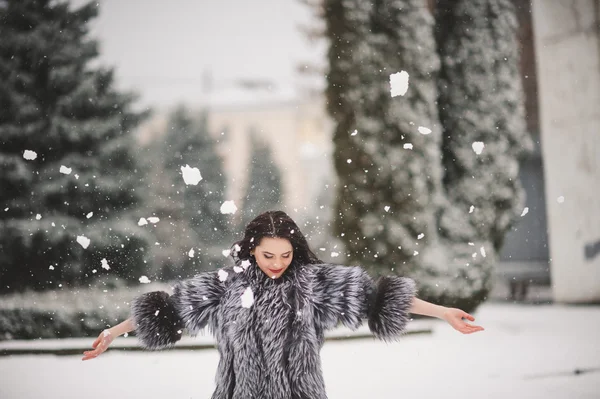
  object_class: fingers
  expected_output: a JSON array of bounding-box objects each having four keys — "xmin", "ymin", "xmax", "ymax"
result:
[
  {"xmin": 82, "ymin": 344, "xmax": 108, "ymax": 361},
  {"xmin": 83, "ymin": 335, "xmax": 113, "ymax": 361},
  {"xmin": 82, "ymin": 349, "xmax": 99, "ymax": 361},
  {"xmin": 459, "ymin": 324, "xmax": 485, "ymax": 334},
  {"xmin": 462, "ymin": 312, "xmax": 475, "ymax": 322}
]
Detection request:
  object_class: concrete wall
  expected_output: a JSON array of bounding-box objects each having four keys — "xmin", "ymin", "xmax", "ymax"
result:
[{"xmin": 532, "ymin": 0, "xmax": 600, "ymax": 303}]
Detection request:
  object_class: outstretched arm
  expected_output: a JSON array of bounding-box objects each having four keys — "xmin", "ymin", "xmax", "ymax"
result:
[
  {"xmin": 410, "ymin": 297, "xmax": 484, "ymax": 334},
  {"xmin": 312, "ymin": 264, "xmax": 416, "ymax": 340},
  {"xmin": 82, "ymin": 269, "xmax": 226, "ymax": 360},
  {"xmin": 82, "ymin": 318, "xmax": 135, "ymax": 361}
]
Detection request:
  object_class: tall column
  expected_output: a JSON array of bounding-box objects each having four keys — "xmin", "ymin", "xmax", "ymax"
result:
[{"xmin": 531, "ymin": 0, "xmax": 600, "ymax": 303}]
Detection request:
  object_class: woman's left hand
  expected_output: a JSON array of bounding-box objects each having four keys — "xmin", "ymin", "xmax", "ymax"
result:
[{"xmin": 442, "ymin": 308, "xmax": 485, "ymax": 334}]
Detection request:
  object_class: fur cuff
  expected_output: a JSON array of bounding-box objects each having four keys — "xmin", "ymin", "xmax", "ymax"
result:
[
  {"xmin": 368, "ymin": 276, "xmax": 416, "ymax": 341},
  {"xmin": 131, "ymin": 291, "xmax": 184, "ymax": 350}
]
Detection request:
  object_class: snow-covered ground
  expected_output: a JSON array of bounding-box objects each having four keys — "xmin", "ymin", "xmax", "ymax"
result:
[{"xmin": 0, "ymin": 302, "xmax": 598, "ymax": 399}]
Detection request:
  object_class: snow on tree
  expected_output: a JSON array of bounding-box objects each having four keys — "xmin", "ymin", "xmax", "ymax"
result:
[
  {"xmin": 435, "ymin": 0, "xmax": 533, "ymax": 253},
  {"xmin": 429, "ymin": 0, "xmax": 534, "ymax": 309},
  {"xmin": 0, "ymin": 0, "xmax": 150, "ymax": 292},
  {"xmin": 239, "ymin": 131, "xmax": 283, "ymax": 228},
  {"xmin": 324, "ymin": 0, "xmax": 445, "ymax": 276},
  {"xmin": 322, "ymin": 0, "xmax": 533, "ymax": 311}
]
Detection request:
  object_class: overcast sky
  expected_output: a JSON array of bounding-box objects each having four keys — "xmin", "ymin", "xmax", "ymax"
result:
[{"xmin": 69, "ymin": 0, "xmax": 326, "ymax": 109}]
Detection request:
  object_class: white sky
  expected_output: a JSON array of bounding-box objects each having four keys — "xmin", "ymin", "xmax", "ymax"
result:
[{"xmin": 69, "ymin": 0, "xmax": 326, "ymax": 109}]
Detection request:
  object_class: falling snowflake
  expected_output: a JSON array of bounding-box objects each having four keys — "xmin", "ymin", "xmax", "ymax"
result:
[
  {"xmin": 181, "ymin": 164, "xmax": 202, "ymax": 185},
  {"xmin": 49, "ymin": 265, "xmax": 54, "ymax": 270},
  {"xmin": 472, "ymin": 142, "xmax": 485, "ymax": 155},
  {"xmin": 417, "ymin": 233, "xmax": 424, "ymax": 240},
  {"xmin": 76, "ymin": 235, "xmax": 90, "ymax": 249},
  {"xmin": 520, "ymin": 207, "xmax": 529, "ymax": 217},
  {"xmin": 188, "ymin": 248, "xmax": 195, "ymax": 258},
  {"xmin": 101, "ymin": 258, "xmax": 110, "ymax": 270},
  {"xmin": 480, "ymin": 247, "xmax": 487, "ymax": 258},
  {"xmin": 346, "ymin": 159, "xmax": 352, "ymax": 164},
  {"xmin": 241, "ymin": 259, "xmax": 252, "ymax": 270},
  {"xmin": 222, "ymin": 249, "xmax": 231, "ymax": 257},
  {"xmin": 60, "ymin": 165, "xmax": 72, "ymax": 175},
  {"xmin": 147, "ymin": 217, "xmax": 160, "ymax": 224},
  {"xmin": 220, "ymin": 200, "xmax": 238, "ymax": 214},
  {"xmin": 35, "ymin": 214, "xmax": 42, "ymax": 220},
  {"xmin": 390, "ymin": 71, "xmax": 409, "ymax": 97},
  {"xmin": 557, "ymin": 196, "xmax": 565, "ymax": 204},
  {"xmin": 384, "ymin": 206, "xmax": 391, "ymax": 212},
  {"xmin": 351, "ymin": 130, "xmax": 358, "ymax": 136},
  {"xmin": 240, "ymin": 286, "xmax": 254, "ymax": 308},
  {"xmin": 418, "ymin": 126, "xmax": 432, "ymax": 135},
  {"xmin": 138, "ymin": 218, "xmax": 148, "ymax": 226},
  {"xmin": 86, "ymin": 212, "xmax": 93, "ymax": 219},
  {"xmin": 403, "ymin": 143, "xmax": 413, "ymax": 150},
  {"xmin": 218, "ymin": 269, "xmax": 229, "ymax": 282},
  {"xmin": 469, "ymin": 205, "xmax": 475, "ymax": 214},
  {"xmin": 139, "ymin": 276, "xmax": 151, "ymax": 284},
  {"xmin": 413, "ymin": 251, "xmax": 419, "ymax": 256},
  {"xmin": 331, "ymin": 252, "xmax": 339, "ymax": 257},
  {"xmin": 23, "ymin": 150, "xmax": 37, "ymax": 160}
]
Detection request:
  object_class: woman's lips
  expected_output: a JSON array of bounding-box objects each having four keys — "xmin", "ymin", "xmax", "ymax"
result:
[{"xmin": 268, "ymin": 268, "xmax": 283, "ymax": 274}]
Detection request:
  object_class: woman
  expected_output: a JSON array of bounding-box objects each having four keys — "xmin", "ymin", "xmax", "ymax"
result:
[{"xmin": 82, "ymin": 210, "xmax": 483, "ymax": 398}]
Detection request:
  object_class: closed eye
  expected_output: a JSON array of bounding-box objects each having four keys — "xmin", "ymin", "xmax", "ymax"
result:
[{"xmin": 263, "ymin": 252, "xmax": 292, "ymax": 259}]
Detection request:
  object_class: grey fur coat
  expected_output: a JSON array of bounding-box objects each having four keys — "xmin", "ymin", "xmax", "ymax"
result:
[{"xmin": 131, "ymin": 261, "xmax": 416, "ymax": 399}]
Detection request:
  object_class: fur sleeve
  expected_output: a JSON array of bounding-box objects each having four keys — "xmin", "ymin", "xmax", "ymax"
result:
[
  {"xmin": 130, "ymin": 271, "xmax": 225, "ymax": 350},
  {"xmin": 312, "ymin": 264, "xmax": 416, "ymax": 340}
]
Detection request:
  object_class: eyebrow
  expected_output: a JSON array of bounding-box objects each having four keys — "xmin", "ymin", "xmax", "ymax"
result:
[{"xmin": 263, "ymin": 251, "xmax": 292, "ymax": 256}]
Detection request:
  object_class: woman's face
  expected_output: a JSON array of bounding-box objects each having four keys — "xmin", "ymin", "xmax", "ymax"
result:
[{"xmin": 253, "ymin": 237, "xmax": 293, "ymax": 279}]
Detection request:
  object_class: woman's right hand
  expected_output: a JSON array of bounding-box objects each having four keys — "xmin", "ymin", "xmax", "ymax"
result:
[{"xmin": 82, "ymin": 329, "xmax": 115, "ymax": 361}]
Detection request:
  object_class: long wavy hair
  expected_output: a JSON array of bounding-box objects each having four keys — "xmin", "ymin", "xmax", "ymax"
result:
[{"xmin": 231, "ymin": 210, "xmax": 321, "ymax": 266}]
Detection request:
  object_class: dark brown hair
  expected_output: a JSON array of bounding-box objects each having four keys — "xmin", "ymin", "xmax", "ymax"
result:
[{"xmin": 231, "ymin": 210, "xmax": 321, "ymax": 266}]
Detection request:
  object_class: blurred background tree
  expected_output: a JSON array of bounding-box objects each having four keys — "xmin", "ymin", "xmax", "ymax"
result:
[
  {"xmin": 238, "ymin": 131, "xmax": 283, "ymax": 228},
  {"xmin": 140, "ymin": 105, "xmax": 231, "ymax": 279},
  {"xmin": 0, "ymin": 0, "xmax": 151, "ymax": 293}
]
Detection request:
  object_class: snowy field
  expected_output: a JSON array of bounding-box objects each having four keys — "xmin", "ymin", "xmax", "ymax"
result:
[{"xmin": 1, "ymin": 303, "xmax": 599, "ymax": 399}]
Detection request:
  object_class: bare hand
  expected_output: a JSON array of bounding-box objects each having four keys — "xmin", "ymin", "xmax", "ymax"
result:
[
  {"xmin": 442, "ymin": 308, "xmax": 484, "ymax": 334},
  {"xmin": 82, "ymin": 330, "xmax": 115, "ymax": 361}
]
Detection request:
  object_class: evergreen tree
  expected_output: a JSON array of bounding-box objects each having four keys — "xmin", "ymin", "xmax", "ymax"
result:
[
  {"xmin": 322, "ymin": 0, "xmax": 532, "ymax": 311},
  {"xmin": 240, "ymin": 132, "xmax": 283, "ymax": 227},
  {"xmin": 430, "ymin": 0, "xmax": 534, "ymax": 308},
  {"xmin": 324, "ymin": 0, "xmax": 445, "ymax": 276},
  {"xmin": 0, "ymin": 0, "xmax": 150, "ymax": 292},
  {"xmin": 143, "ymin": 105, "xmax": 230, "ymax": 277},
  {"xmin": 163, "ymin": 105, "xmax": 229, "ymax": 247},
  {"xmin": 436, "ymin": 0, "xmax": 533, "ymax": 251}
]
